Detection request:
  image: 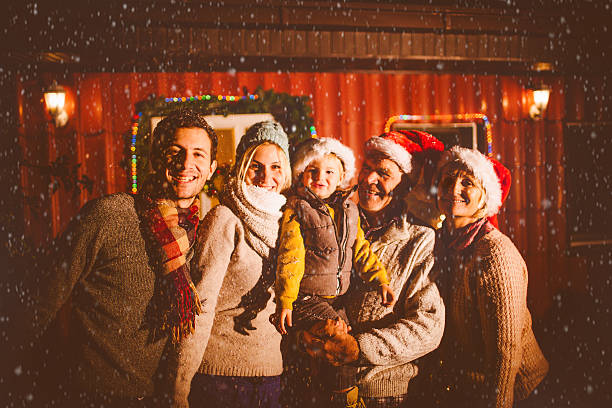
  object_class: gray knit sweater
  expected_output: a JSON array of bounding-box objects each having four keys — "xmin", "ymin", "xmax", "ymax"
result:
[
  {"xmin": 336, "ymin": 212, "xmax": 445, "ymax": 398},
  {"xmin": 30, "ymin": 193, "xmax": 180, "ymax": 398},
  {"xmin": 174, "ymin": 181, "xmax": 284, "ymax": 401}
]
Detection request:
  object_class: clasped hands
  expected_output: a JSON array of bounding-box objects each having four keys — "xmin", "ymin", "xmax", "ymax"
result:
[
  {"xmin": 272, "ymin": 285, "xmax": 396, "ymax": 366},
  {"xmin": 298, "ymin": 319, "xmax": 360, "ymax": 366}
]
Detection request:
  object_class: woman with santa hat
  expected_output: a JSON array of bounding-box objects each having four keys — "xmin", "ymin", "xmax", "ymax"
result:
[{"xmin": 431, "ymin": 146, "xmax": 549, "ymax": 408}]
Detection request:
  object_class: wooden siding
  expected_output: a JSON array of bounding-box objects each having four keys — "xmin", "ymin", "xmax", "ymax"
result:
[{"xmin": 17, "ymin": 70, "xmax": 579, "ymax": 317}]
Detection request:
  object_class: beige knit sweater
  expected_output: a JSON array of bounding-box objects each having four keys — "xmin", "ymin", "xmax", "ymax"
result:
[
  {"xmin": 335, "ymin": 212, "xmax": 445, "ymax": 398},
  {"xmin": 173, "ymin": 181, "xmax": 284, "ymax": 402},
  {"xmin": 437, "ymin": 227, "xmax": 549, "ymax": 408}
]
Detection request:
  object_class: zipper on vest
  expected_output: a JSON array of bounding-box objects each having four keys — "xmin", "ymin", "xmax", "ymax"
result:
[
  {"xmin": 322, "ymin": 204, "xmax": 344, "ymax": 295},
  {"xmin": 336, "ymin": 203, "xmax": 350, "ymax": 295},
  {"xmin": 304, "ymin": 186, "xmax": 349, "ymax": 296}
]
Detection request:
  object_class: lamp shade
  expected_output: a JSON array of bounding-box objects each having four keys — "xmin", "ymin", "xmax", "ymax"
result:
[
  {"xmin": 533, "ymin": 89, "xmax": 550, "ymax": 110},
  {"xmin": 44, "ymin": 82, "xmax": 66, "ymax": 115}
]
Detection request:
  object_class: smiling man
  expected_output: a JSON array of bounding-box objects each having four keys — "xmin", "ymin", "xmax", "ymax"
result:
[{"xmin": 27, "ymin": 109, "xmax": 217, "ymax": 407}]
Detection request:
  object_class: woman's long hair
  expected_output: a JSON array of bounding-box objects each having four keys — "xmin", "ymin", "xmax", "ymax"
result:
[{"xmin": 233, "ymin": 141, "xmax": 292, "ymax": 192}]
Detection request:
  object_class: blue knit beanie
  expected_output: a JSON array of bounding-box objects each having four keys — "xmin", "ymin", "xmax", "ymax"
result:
[{"xmin": 235, "ymin": 121, "xmax": 290, "ymax": 165}]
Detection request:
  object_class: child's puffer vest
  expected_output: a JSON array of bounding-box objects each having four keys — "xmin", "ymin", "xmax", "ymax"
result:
[{"xmin": 287, "ymin": 189, "xmax": 359, "ymax": 297}]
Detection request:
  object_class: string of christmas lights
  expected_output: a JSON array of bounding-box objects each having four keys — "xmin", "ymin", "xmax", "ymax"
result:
[
  {"xmin": 384, "ymin": 114, "xmax": 493, "ymax": 156},
  {"xmin": 131, "ymin": 113, "xmax": 141, "ymax": 193},
  {"xmin": 164, "ymin": 93, "xmax": 259, "ymax": 103},
  {"xmin": 130, "ymin": 92, "xmax": 317, "ymax": 193},
  {"xmin": 309, "ymin": 125, "xmax": 318, "ymax": 138}
]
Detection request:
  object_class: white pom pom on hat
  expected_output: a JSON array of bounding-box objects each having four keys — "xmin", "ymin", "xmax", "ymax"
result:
[{"xmin": 292, "ymin": 137, "xmax": 356, "ymax": 189}]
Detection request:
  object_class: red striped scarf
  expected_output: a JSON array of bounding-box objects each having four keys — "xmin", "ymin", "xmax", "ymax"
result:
[{"xmin": 140, "ymin": 195, "xmax": 202, "ymax": 343}]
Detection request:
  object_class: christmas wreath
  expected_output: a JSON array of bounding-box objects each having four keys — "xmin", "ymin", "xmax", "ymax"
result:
[{"xmin": 128, "ymin": 87, "xmax": 315, "ymax": 197}]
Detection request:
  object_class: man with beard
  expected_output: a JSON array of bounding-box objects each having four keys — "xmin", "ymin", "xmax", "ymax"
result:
[
  {"xmin": 25, "ymin": 109, "xmax": 217, "ymax": 407},
  {"xmin": 301, "ymin": 130, "xmax": 445, "ymax": 408}
]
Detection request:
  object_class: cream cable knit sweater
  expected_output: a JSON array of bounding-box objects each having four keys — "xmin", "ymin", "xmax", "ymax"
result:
[
  {"xmin": 173, "ymin": 181, "xmax": 285, "ymax": 403},
  {"xmin": 437, "ymin": 227, "xmax": 548, "ymax": 408},
  {"xmin": 336, "ymin": 212, "xmax": 445, "ymax": 398}
]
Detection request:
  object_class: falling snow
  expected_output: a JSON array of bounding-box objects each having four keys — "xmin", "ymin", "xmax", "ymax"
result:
[{"xmin": 1, "ymin": 0, "xmax": 611, "ymax": 407}]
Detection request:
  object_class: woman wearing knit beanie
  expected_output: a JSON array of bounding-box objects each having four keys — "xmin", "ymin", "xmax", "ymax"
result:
[
  {"xmin": 431, "ymin": 146, "xmax": 548, "ymax": 408},
  {"xmin": 173, "ymin": 121, "xmax": 291, "ymax": 408}
]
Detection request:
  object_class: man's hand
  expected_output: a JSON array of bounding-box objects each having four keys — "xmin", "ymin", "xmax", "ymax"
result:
[
  {"xmin": 299, "ymin": 319, "xmax": 359, "ymax": 366},
  {"xmin": 308, "ymin": 317, "xmax": 350, "ymax": 337},
  {"xmin": 380, "ymin": 284, "xmax": 396, "ymax": 307}
]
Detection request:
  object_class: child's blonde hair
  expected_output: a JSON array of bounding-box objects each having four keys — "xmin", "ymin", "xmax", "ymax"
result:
[{"xmin": 291, "ymin": 137, "xmax": 356, "ymax": 189}]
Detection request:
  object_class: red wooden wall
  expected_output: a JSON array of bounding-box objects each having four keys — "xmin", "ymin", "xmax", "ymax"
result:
[{"xmin": 18, "ymin": 71, "xmax": 567, "ymax": 317}]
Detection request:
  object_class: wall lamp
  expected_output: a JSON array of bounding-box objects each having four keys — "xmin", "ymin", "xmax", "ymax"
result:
[
  {"xmin": 528, "ymin": 85, "xmax": 551, "ymax": 120},
  {"xmin": 44, "ymin": 81, "xmax": 69, "ymax": 127}
]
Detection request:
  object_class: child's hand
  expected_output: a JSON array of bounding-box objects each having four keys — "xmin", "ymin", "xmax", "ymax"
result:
[
  {"xmin": 380, "ymin": 284, "xmax": 396, "ymax": 307},
  {"xmin": 276, "ymin": 308, "xmax": 293, "ymax": 335}
]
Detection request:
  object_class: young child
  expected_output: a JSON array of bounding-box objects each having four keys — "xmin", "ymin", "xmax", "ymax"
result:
[{"xmin": 274, "ymin": 137, "xmax": 395, "ymax": 337}]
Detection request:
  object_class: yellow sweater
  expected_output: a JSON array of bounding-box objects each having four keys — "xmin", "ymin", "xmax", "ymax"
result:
[{"xmin": 276, "ymin": 204, "xmax": 389, "ymax": 310}]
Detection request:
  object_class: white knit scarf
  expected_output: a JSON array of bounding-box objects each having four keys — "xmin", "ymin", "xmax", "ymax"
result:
[{"xmin": 220, "ymin": 177, "xmax": 286, "ymax": 259}]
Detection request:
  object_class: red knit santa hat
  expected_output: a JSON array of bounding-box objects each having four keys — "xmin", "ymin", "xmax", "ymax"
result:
[
  {"xmin": 438, "ymin": 146, "xmax": 511, "ymax": 226},
  {"xmin": 399, "ymin": 130, "xmax": 445, "ymax": 184},
  {"xmin": 487, "ymin": 156, "xmax": 511, "ymax": 227},
  {"xmin": 365, "ymin": 130, "xmax": 443, "ymax": 174}
]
